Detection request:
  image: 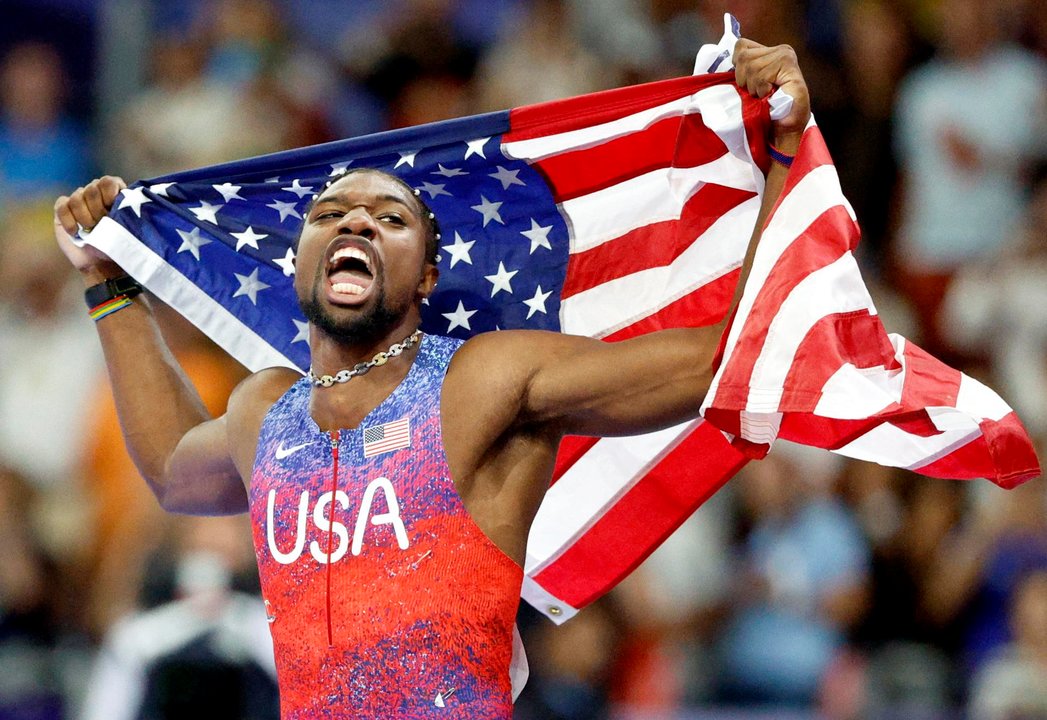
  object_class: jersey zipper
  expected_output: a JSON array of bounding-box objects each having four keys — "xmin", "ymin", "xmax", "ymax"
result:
[{"xmin": 325, "ymin": 430, "xmax": 340, "ymax": 648}]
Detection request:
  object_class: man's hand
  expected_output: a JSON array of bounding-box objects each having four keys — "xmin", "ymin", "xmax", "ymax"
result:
[
  {"xmin": 54, "ymin": 176, "xmax": 127, "ymax": 279},
  {"xmin": 734, "ymin": 39, "xmax": 811, "ymax": 149}
]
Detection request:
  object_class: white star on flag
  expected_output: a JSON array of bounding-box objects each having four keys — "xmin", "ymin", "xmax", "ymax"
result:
[
  {"xmin": 175, "ymin": 227, "xmax": 212, "ymax": 261},
  {"xmin": 489, "ymin": 166, "xmax": 525, "ymax": 190},
  {"xmin": 484, "ymin": 262, "xmax": 518, "ymax": 297},
  {"xmin": 395, "ymin": 150, "xmax": 418, "ymax": 168},
  {"xmin": 471, "ymin": 196, "xmax": 504, "ymax": 227},
  {"xmin": 523, "ymin": 285, "xmax": 552, "ymax": 319},
  {"xmin": 116, "ymin": 187, "xmax": 152, "ymax": 217},
  {"xmin": 148, "ymin": 182, "xmax": 175, "ymax": 197},
  {"xmin": 433, "ymin": 164, "xmax": 467, "ymax": 178},
  {"xmin": 465, "ymin": 137, "xmax": 490, "ymax": 159},
  {"xmin": 273, "ymin": 247, "xmax": 296, "ymax": 276},
  {"xmin": 267, "ymin": 199, "xmax": 301, "ymax": 222},
  {"xmin": 231, "ymin": 226, "xmax": 267, "ymax": 252},
  {"xmin": 232, "ymin": 268, "xmax": 270, "ymax": 305},
  {"xmin": 441, "ymin": 232, "xmax": 475, "ymax": 268},
  {"xmin": 418, "ymin": 181, "xmax": 451, "ymax": 199},
  {"xmin": 213, "ymin": 183, "xmax": 244, "ymax": 202},
  {"xmin": 442, "ymin": 300, "xmax": 477, "ymax": 332},
  {"xmin": 329, "ymin": 162, "xmax": 350, "ymax": 176},
  {"xmin": 291, "ymin": 319, "xmax": 309, "ymax": 344},
  {"xmin": 189, "ymin": 200, "xmax": 223, "ymax": 224},
  {"xmin": 521, "ymin": 218, "xmax": 553, "ymax": 253},
  {"xmin": 282, "ymin": 179, "xmax": 313, "ymax": 198}
]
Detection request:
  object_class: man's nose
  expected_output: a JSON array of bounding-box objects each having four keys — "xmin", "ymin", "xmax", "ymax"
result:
[{"xmin": 340, "ymin": 208, "xmax": 377, "ymax": 238}]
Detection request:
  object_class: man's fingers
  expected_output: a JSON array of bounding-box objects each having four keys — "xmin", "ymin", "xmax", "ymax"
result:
[
  {"xmin": 53, "ymin": 195, "xmax": 79, "ymax": 236},
  {"xmin": 60, "ymin": 177, "xmax": 127, "ymax": 232},
  {"xmin": 66, "ymin": 190, "xmax": 99, "ymax": 232},
  {"xmin": 82, "ymin": 183, "xmax": 109, "ymax": 224},
  {"xmin": 98, "ymin": 175, "xmax": 127, "ymax": 208}
]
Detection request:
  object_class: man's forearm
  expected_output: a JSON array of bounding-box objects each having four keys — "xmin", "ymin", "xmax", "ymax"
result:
[
  {"xmin": 718, "ymin": 128, "xmax": 802, "ymax": 335},
  {"xmin": 83, "ymin": 267, "xmax": 212, "ymax": 496}
]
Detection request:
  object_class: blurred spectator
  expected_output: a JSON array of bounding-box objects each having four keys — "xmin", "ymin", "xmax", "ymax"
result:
[
  {"xmin": 339, "ymin": 0, "xmax": 480, "ymax": 128},
  {"xmin": 111, "ymin": 34, "xmax": 278, "ymax": 178},
  {"xmin": 891, "ymin": 0, "xmax": 1047, "ymax": 359},
  {"xmin": 942, "ymin": 173, "xmax": 1047, "ymax": 437},
  {"xmin": 513, "ymin": 599, "xmax": 621, "ymax": 720},
  {"xmin": 0, "ymin": 42, "xmax": 93, "ymax": 202},
  {"xmin": 79, "ymin": 515, "xmax": 278, "ymax": 720},
  {"xmin": 716, "ymin": 446, "xmax": 870, "ymax": 708},
  {"xmin": 848, "ymin": 471, "xmax": 968, "ymax": 718},
  {"xmin": 0, "ymin": 465, "xmax": 66, "ymax": 720},
  {"xmin": 834, "ymin": 0, "xmax": 917, "ymax": 268},
  {"xmin": 968, "ymin": 570, "xmax": 1047, "ymax": 720},
  {"xmin": 112, "ymin": 0, "xmax": 332, "ymax": 180},
  {"xmin": 474, "ymin": 0, "xmax": 612, "ymax": 112},
  {"xmin": 923, "ymin": 479, "xmax": 1047, "ymax": 676},
  {"xmin": 0, "ymin": 200, "xmax": 102, "ymax": 492}
]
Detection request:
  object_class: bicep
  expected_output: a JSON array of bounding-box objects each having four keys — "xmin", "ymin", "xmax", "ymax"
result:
[{"xmin": 509, "ymin": 327, "xmax": 723, "ymax": 437}]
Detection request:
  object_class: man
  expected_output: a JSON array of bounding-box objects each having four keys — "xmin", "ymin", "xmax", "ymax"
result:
[{"xmin": 55, "ymin": 39, "xmax": 809, "ymax": 719}]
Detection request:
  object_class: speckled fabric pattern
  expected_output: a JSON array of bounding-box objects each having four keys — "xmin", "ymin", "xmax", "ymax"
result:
[{"xmin": 249, "ymin": 334, "xmax": 523, "ymax": 718}]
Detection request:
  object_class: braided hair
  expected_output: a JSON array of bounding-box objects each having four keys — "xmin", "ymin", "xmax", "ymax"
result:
[{"xmin": 298, "ymin": 167, "xmax": 441, "ymax": 264}]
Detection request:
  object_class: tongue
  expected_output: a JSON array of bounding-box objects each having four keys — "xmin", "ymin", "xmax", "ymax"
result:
[{"xmin": 330, "ymin": 268, "xmax": 373, "ymax": 293}]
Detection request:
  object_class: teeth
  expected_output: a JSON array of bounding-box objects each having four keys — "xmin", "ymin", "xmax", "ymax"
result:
[
  {"xmin": 330, "ymin": 246, "xmax": 372, "ymax": 272},
  {"xmin": 331, "ymin": 282, "xmax": 366, "ymax": 295}
]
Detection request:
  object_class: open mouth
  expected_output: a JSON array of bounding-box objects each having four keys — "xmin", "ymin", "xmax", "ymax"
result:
[{"xmin": 327, "ymin": 244, "xmax": 375, "ymax": 298}]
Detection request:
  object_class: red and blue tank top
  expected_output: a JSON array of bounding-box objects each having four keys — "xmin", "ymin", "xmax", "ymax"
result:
[{"xmin": 249, "ymin": 334, "xmax": 523, "ymax": 719}]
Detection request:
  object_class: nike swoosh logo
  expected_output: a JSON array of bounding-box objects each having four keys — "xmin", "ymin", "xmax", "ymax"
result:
[{"xmin": 275, "ymin": 441, "xmax": 312, "ymax": 460}]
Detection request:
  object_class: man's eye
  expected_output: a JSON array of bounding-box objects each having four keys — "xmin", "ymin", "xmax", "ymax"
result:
[
  {"xmin": 381, "ymin": 214, "xmax": 405, "ymax": 225},
  {"xmin": 316, "ymin": 210, "xmax": 343, "ymax": 220}
]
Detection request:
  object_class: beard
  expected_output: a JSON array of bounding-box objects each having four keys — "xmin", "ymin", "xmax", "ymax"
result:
[{"xmin": 298, "ymin": 277, "xmax": 405, "ymax": 346}]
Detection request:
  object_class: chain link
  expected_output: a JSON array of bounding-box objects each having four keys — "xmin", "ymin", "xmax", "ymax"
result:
[{"xmin": 308, "ymin": 330, "xmax": 423, "ymax": 387}]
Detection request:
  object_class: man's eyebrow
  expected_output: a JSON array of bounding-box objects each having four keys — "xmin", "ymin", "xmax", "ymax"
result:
[{"xmin": 310, "ymin": 193, "xmax": 416, "ymax": 212}]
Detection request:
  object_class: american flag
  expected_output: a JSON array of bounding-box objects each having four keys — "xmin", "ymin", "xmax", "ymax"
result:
[
  {"xmin": 363, "ymin": 418, "xmax": 412, "ymax": 458},
  {"xmin": 83, "ymin": 19, "xmax": 1039, "ymax": 624}
]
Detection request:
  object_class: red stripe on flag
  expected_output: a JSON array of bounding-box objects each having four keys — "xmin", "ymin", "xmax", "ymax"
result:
[
  {"xmin": 531, "ymin": 115, "xmax": 728, "ymax": 203},
  {"xmin": 914, "ymin": 413, "xmax": 1040, "ymax": 486},
  {"xmin": 561, "ymin": 184, "xmax": 756, "ymax": 299},
  {"xmin": 777, "ymin": 310, "xmax": 897, "ymax": 412},
  {"xmin": 899, "ymin": 341, "xmax": 961, "ymax": 409},
  {"xmin": 531, "ymin": 421, "xmax": 747, "ymax": 609},
  {"xmin": 601, "ymin": 269, "xmax": 739, "ymax": 342},
  {"xmin": 505, "ymin": 73, "xmax": 733, "ymax": 143}
]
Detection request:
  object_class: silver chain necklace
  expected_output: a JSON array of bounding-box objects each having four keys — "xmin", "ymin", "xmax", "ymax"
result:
[{"xmin": 308, "ymin": 330, "xmax": 423, "ymax": 387}]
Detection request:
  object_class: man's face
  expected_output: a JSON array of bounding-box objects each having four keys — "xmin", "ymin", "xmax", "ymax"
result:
[{"xmin": 294, "ymin": 171, "xmax": 436, "ymax": 344}]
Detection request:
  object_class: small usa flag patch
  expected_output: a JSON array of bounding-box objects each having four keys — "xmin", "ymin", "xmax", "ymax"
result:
[{"xmin": 362, "ymin": 418, "xmax": 411, "ymax": 458}]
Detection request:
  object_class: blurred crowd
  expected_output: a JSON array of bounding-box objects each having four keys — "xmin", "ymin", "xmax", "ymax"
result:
[{"xmin": 0, "ymin": 0, "xmax": 1044, "ymax": 718}]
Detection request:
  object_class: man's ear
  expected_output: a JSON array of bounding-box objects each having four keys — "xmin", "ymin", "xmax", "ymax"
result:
[{"xmin": 418, "ymin": 263, "xmax": 439, "ymax": 299}]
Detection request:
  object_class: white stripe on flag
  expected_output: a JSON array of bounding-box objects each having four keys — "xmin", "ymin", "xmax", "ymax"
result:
[
  {"xmin": 560, "ymin": 154, "xmax": 760, "ymax": 254},
  {"xmin": 503, "ymin": 96, "xmax": 696, "ymax": 161},
  {"xmin": 560, "ymin": 195, "xmax": 759, "ymax": 337},
  {"xmin": 524, "ymin": 418, "xmax": 701, "ymax": 576}
]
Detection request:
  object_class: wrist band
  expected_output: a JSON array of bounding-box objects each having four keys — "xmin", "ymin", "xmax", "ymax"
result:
[
  {"xmin": 89, "ymin": 296, "xmax": 133, "ymax": 321},
  {"xmin": 84, "ymin": 275, "xmax": 143, "ymax": 309},
  {"xmin": 768, "ymin": 142, "xmax": 795, "ymax": 168}
]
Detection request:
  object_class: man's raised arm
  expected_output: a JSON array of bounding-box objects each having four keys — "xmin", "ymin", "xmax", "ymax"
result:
[
  {"xmin": 450, "ymin": 39, "xmax": 811, "ymax": 440},
  {"xmin": 54, "ymin": 177, "xmax": 271, "ymax": 515}
]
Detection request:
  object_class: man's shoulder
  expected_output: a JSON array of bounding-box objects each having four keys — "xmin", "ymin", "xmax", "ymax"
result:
[{"xmin": 227, "ymin": 366, "xmax": 303, "ymax": 422}]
